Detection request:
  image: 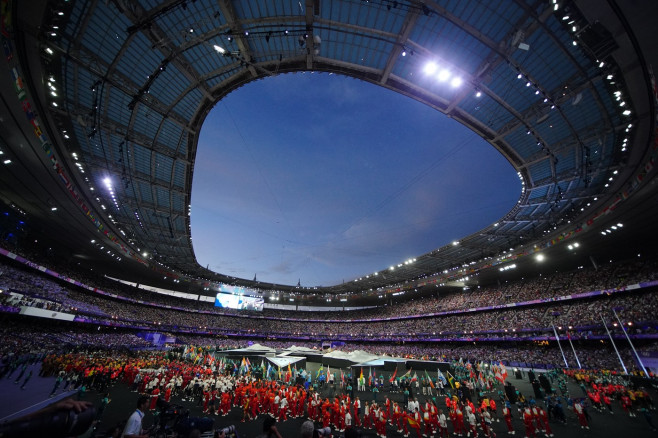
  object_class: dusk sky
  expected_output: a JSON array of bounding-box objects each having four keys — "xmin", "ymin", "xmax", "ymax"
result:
[{"xmin": 191, "ymin": 73, "xmax": 520, "ymax": 287}]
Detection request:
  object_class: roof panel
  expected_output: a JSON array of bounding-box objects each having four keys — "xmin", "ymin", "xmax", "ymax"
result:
[
  {"xmin": 173, "ymin": 161, "xmax": 186, "ymax": 189},
  {"xmin": 105, "ymin": 87, "xmax": 133, "ymax": 126},
  {"xmin": 156, "ymin": 186, "xmax": 170, "ymax": 209},
  {"xmin": 504, "ymin": 128, "xmax": 540, "ymax": 160},
  {"xmin": 138, "ymin": 181, "xmax": 154, "ymax": 204},
  {"xmin": 528, "ymin": 185, "xmax": 549, "ymax": 200},
  {"xmin": 65, "ymin": 0, "xmax": 87, "ymax": 38},
  {"xmin": 131, "ymin": 143, "xmax": 152, "ymax": 175},
  {"xmin": 172, "ymin": 88, "xmax": 204, "ymax": 121},
  {"xmin": 172, "ymin": 192, "xmax": 185, "ymax": 213},
  {"xmin": 157, "ymin": 118, "xmax": 185, "ymax": 150},
  {"xmin": 554, "ymin": 145, "xmax": 577, "ymax": 175},
  {"xmin": 114, "ymin": 33, "xmax": 161, "ymax": 85},
  {"xmin": 132, "ymin": 105, "xmax": 163, "ymax": 140},
  {"xmin": 178, "ymin": 132, "xmax": 189, "ymax": 157},
  {"xmin": 149, "ymin": 66, "xmax": 191, "ymax": 108},
  {"xmin": 513, "ymin": 29, "xmax": 579, "ymax": 94},
  {"xmin": 66, "ymin": 67, "xmax": 96, "ymax": 109},
  {"xmin": 79, "ymin": 2, "xmax": 130, "ymax": 65},
  {"xmin": 528, "ymin": 159, "xmax": 552, "ymax": 183},
  {"xmin": 154, "ymin": 153, "xmax": 174, "ymax": 182}
]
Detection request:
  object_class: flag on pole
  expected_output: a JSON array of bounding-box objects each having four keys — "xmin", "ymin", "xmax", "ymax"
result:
[
  {"xmin": 411, "ymin": 372, "xmax": 418, "ymax": 382},
  {"xmin": 446, "ymin": 371, "xmax": 455, "ymax": 389},
  {"xmin": 425, "ymin": 370, "xmax": 435, "ymax": 389},
  {"xmin": 369, "ymin": 367, "xmax": 373, "ymax": 386},
  {"xmin": 402, "ymin": 367, "xmax": 412, "ymax": 379},
  {"xmin": 437, "ymin": 369, "xmax": 447, "ymax": 385},
  {"xmin": 389, "ymin": 368, "xmax": 398, "ymax": 383},
  {"xmin": 327, "ymin": 365, "xmax": 331, "ymax": 382},
  {"xmin": 478, "ymin": 372, "xmax": 485, "ymax": 388},
  {"xmin": 317, "ymin": 364, "xmax": 324, "ymax": 379},
  {"xmin": 500, "ymin": 362, "xmax": 508, "ymax": 381}
]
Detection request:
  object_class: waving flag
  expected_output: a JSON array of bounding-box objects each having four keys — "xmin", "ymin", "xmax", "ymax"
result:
[
  {"xmin": 389, "ymin": 368, "xmax": 398, "ymax": 383},
  {"xmin": 446, "ymin": 371, "xmax": 455, "ymax": 389},
  {"xmin": 495, "ymin": 362, "xmax": 508, "ymax": 383},
  {"xmin": 500, "ymin": 362, "xmax": 508, "ymax": 380},
  {"xmin": 425, "ymin": 370, "xmax": 435, "ymax": 389},
  {"xmin": 437, "ymin": 369, "xmax": 447, "ymax": 385}
]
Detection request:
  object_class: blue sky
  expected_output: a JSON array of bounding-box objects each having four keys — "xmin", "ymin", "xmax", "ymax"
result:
[{"xmin": 191, "ymin": 73, "xmax": 520, "ymax": 287}]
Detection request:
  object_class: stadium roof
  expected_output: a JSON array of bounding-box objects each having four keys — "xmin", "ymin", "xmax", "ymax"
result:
[{"xmin": 1, "ymin": 0, "xmax": 657, "ymax": 302}]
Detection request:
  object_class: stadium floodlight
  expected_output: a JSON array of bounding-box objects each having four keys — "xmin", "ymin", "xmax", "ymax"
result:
[
  {"xmin": 213, "ymin": 44, "xmax": 226, "ymax": 54},
  {"xmin": 438, "ymin": 69, "xmax": 451, "ymax": 82},
  {"xmin": 450, "ymin": 76, "xmax": 463, "ymax": 87},
  {"xmin": 536, "ymin": 254, "xmax": 545, "ymax": 262},
  {"xmin": 424, "ymin": 62, "xmax": 438, "ymax": 75}
]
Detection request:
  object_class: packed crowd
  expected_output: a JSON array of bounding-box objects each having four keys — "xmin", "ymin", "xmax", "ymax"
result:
[
  {"xmin": 2, "ymin": 255, "xmax": 658, "ymax": 345},
  {"xmin": 0, "ymin": 313, "xmax": 654, "ymax": 373}
]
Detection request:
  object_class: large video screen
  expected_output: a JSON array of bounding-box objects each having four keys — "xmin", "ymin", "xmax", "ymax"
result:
[{"xmin": 214, "ymin": 285, "xmax": 264, "ymax": 311}]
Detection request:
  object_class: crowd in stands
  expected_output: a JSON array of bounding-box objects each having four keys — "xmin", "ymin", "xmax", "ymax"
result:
[
  {"xmin": 2, "ymin": 253, "xmax": 658, "ymax": 349},
  {"xmin": 0, "ymin": 313, "xmax": 654, "ymax": 373}
]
